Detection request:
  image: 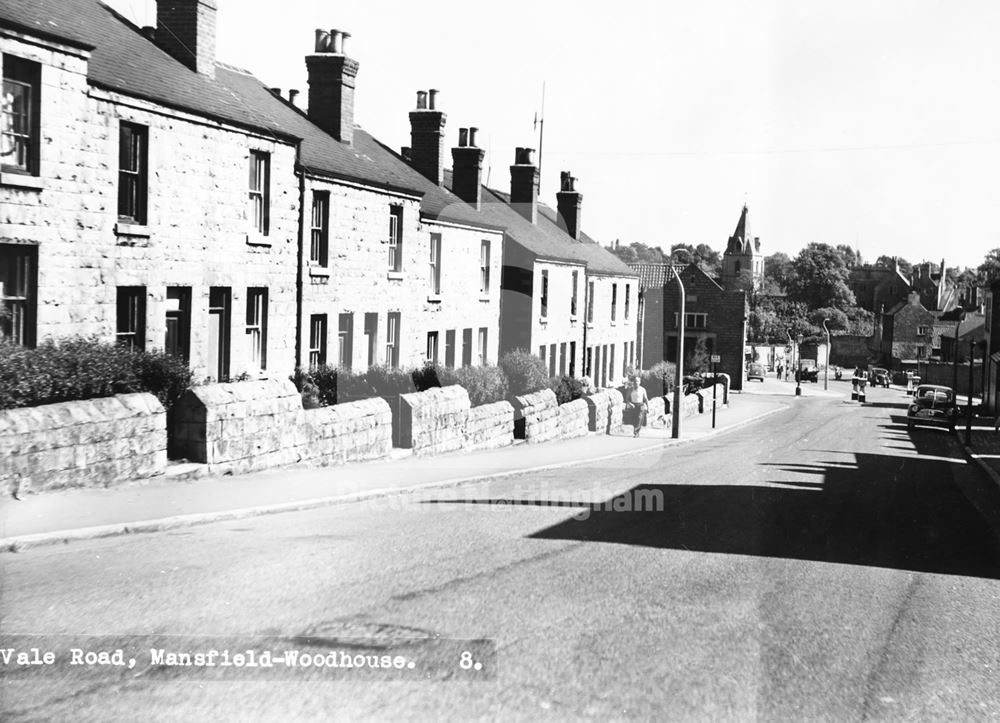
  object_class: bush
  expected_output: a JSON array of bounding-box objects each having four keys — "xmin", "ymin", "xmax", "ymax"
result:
[
  {"xmin": 549, "ymin": 375, "xmax": 587, "ymax": 405},
  {"xmin": 499, "ymin": 349, "xmax": 548, "ymax": 398},
  {"xmin": 641, "ymin": 360, "xmax": 676, "ymax": 397},
  {"xmin": 357, "ymin": 365, "xmax": 417, "ymax": 398},
  {"xmin": 0, "ymin": 337, "xmax": 193, "ymax": 411},
  {"xmin": 411, "ymin": 362, "xmax": 445, "ymax": 392},
  {"xmin": 449, "ymin": 365, "xmax": 509, "ymax": 406}
]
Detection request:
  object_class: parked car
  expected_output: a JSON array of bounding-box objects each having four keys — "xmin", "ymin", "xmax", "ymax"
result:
[
  {"xmin": 869, "ymin": 367, "xmax": 891, "ymax": 388},
  {"xmin": 747, "ymin": 363, "xmax": 765, "ymax": 382},
  {"xmin": 907, "ymin": 385, "xmax": 959, "ymax": 431},
  {"xmin": 796, "ymin": 360, "xmax": 819, "ymax": 383}
]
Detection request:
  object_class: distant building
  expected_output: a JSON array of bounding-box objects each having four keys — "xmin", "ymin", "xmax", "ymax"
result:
[
  {"xmin": 880, "ymin": 292, "xmax": 937, "ymax": 364},
  {"xmin": 848, "ymin": 261, "xmax": 911, "ymax": 314},
  {"xmin": 634, "ymin": 262, "xmax": 749, "ymax": 390},
  {"xmin": 720, "ymin": 204, "xmax": 764, "ymax": 292}
]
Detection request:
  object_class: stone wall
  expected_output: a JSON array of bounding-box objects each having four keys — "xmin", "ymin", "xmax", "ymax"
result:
[
  {"xmin": 299, "ymin": 398, "xmax": 392, "ymax": 466},
  {"xmin": 464, "ymin": 401, "xmax": 514, "ymax": 451},
  {"xmin": 397, "ymin": 385, "xmax": 470, "ymax": 455},
  {"xmin": 648, "ymin": 397, "xmax": 668, "ymax": 428},
  {"xmin": 512, "ymin": 388, "xmax": 560, "ymax": 444},
  {"xmin": 584, "ymin": 389, "xmax": 625, "ymax": 434},
  {"xmin": 171, "ymin": 378, "xmax": 302, "ymax": 473},
  {"xmin": 0, "ymin": 393, "xmax": 166, "ymax": 496},
  {"xmin": 559, "ymin": 398, "xmax": 590, "ymax": 439}
]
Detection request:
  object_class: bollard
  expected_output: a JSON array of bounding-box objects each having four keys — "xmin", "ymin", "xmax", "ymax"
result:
[{"xmin": 851, "ymin": 380, "xmax": 859, "ymax": 401}]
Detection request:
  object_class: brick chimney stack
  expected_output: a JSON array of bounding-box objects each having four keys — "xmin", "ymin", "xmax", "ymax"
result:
[
  {"xmin": 306, "ymin": 29, "xmax": 359, "ymax": 144},
  {"xmin": 451, "ymin": 127, "xmax": 484, "ymax": 208},
  {"xmin": 409, "ymin": 90, "xmax": 447, "ymax": 185},
  {"xmin": 556, "ymin": 171, "xmax": 582, "ymax": 240},
  {"xmin": 510, "ymin": 147, "xmax": 539, "ymax": 224},
  {"xmin": 156, "ymin": 0, "xmax": 217, "ymax": 77}
]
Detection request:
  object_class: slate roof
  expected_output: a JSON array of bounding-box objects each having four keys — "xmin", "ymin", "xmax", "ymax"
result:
[
  {"xmin": 629, "ymin": 263, "xmax": 687, "ymax": 290},
  {"xmin": 462, "ymin": 181, "xmax": 635, "ymax": 278}
]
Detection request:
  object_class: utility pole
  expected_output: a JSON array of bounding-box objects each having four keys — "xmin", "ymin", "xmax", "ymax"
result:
[{"xmin": 966, "ymin": 338, "xmax": 976, "ymax": 446}]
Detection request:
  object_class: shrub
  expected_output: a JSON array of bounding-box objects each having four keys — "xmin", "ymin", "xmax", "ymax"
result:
[
  {"xmin": 641, "ymin": 360, "xmax": 676, "ymax": 397},
  {"xmin": 411, "ymin": 362, "xmax": 445, "ymax": 392},
  {"xmin": 499, "ymin": 349, "xmax": 548, "ymax": 398},
  {"xmin": 0, "ymin": 337, "xmax": 193, "ymax": 411},
  {"xmin": 449, "ymin": 365, "xmax": 509, "ymax": 406},
  {"xmin": 549, "ymin": 375, "xmax": 587, "ymax": 405},
  {"xmin": 358, "ymin": 365, "xmax": 417, "ymax": 398}
]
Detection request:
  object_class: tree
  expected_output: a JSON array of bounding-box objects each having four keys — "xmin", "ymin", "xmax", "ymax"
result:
[
  {"xmin": 787, "ymin": 243, "xmax": 856, "ymax": 310},
  {"xmin": 835, "ymin": 245, "xmax": 862, "ymax": 268},
  {"xmin": 875, "ymin": 255, "xmax": 911, "ymax": 275},
  {"xmin": 763, "ymin": 252, "xmax": 795, "ymax": 293},
  {"xmin": 606, "ymin": 241, "xmax": 666, "ymax": 265},
  {"xmin": 686, "ymin": 337, "xmax": 711, "ymax": 373},
  {"xmin": 977, "ymin": 248, "xmax": 1000, "ymax": 282},
  {"xmin": 693, "ymin": 244, "xmax": 722, "ymax": 278},
  {"xmin": 670, "ymin": 243, "xmax": 694, "ymax": 265}
]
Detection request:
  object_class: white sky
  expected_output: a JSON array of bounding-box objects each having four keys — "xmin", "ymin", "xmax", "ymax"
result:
[{"xmin": 106, "ymin": 0, "xmax": 999, "ymax": 270}]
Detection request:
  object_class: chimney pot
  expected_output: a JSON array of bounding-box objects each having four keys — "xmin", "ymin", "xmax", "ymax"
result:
[
  {"xmin": 315, "ymin": 28, "xmax": 331, "ymax": 52},
  {"xmin": 458, "ymin": 128, "xmax": 469, "ymax": 147},
  {"xmin": 306, "ymin": 27, "xmax": 360, "ymax": 144},
  {"xmin": 330, "ymin": 29, "xmax": 343, "ymax": 53},
  {"xmin": 141, "ymin": 25, "xmax": 156, "ymax": 41},
  {"xmin": 409, "ymin": 90, "xmax": 447, "ymax": 185},
  {"xmin": 288, "ymin": 89, "xmax": 299, "ymax": 105},
  {"xmin": 401, "ymin": 146, "xmax": 412, "ymax": 161},
  {"xmin": 269, "ymin": 87, "xmax": 282, "ymax": 96},
  {"xmin": 469, "ymin": 127, "xmax": 479, "ymax": 147}
]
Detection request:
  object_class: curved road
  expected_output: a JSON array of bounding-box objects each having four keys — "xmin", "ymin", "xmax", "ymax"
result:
[{"xmin": 3, "ymin": 381, "xmax": 1000, "ymax": 720}]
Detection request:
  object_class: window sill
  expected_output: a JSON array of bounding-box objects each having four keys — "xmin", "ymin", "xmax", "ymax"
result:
[
  {"xmin": 308, "ymin": 266, "xmax": 330, "ymax": 278},
  {"xmin": 387, "ymin": 271, "xmax": 404, "ymax": 281},
  {"xmin": 427, "ymin": 294, "xmax": 442, "ymax": 303},
  {"xmin": 0, "ymin": 172, "xmax": 44, "ymax": 191},
  {"xmin": 246, "ymin": 233, "xmax": 272, "ymax": 247},
  {"xmin": 114, "ymin": 222, "xmax": 150, "ymax": 238},
  {"xmin": 480, "ymin": 295, "xmax": 491, "ymax": 303},
  {"xmin": 539, "ymin": 316, "xmax": 549, "ymax": 325},
  {"xmin": 570, "ymin": 314, "xmax": 579, "ymax": 322}
]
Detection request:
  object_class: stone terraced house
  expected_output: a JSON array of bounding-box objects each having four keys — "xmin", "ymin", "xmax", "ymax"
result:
[
  {"xmin": 0, "ymin": 0, "xmax": 505, "ymax": 378},
  {"xmin": 0, "ymin": 0, "xmax": 301, "ymax": 381},
  {"xmin": 459, "ymin": 154, "xmax": 639, "ymax": 389}
]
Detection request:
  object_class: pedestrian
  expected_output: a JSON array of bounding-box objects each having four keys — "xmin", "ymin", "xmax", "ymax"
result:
[
  {"xmin": 625, "ymin": 374, "xmax": 649, "ymax": 437},
  {"xmin": 776, "ymin": 364, "xmax": 783, "ymax": 380}
]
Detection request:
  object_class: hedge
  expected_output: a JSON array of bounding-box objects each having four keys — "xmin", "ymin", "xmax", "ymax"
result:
[{"xmin": 0, "ymin": 337, "xmax": 194, "ymax": 411}]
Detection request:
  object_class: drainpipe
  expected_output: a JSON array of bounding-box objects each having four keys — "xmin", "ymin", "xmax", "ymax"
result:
[{"xmin": 294, "ymin": 144, "xmax": 305, "ymax": 372}]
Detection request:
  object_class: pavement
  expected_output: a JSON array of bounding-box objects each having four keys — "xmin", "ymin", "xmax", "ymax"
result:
[{"xmin": 0, "ymin": 392, "xmax": 794, "ymax": 551}]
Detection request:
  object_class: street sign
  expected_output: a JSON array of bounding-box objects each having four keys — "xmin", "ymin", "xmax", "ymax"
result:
[{"xmin": 710, "ymin": 354, "xmax": 721, "ymax": 363}]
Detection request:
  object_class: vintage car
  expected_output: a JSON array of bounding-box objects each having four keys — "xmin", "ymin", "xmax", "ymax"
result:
[
  {"xmin": 907, "ymin": 385, "xmax": 959, "ymax": 431},
  {"xmin": 869, "ymin": 367, "xmax": 891, "ymax": 388},
  {"xmin": 796, "ymin": 360, "xmax": 819, "ymax": 383},
  {"xmin": 746, "ymin": 363, "xmax": 766, "ymax": 382}
]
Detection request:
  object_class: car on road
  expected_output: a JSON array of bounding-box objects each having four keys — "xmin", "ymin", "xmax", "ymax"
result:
[
  {"xmin": 869, "ymin": 367, "xmax": 891, "ymax": 388},
  {"xmin": 907, "ymin": 384, "xmax": 959, "ymax": 431},
  {"xmin": 747, "ymin": 363, "xmax": 765, "ymax": 382},
  {"xmin": 796, "ymin": 360, "xmax": 819, "ymax": 383}
]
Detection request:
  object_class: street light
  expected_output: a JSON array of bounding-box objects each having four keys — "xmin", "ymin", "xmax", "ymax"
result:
[
  {"xmin": 795, "ymin": 334, "xmax": 803, "ymax": 396},
  {"xmin": 671, "ymin": 265, "xmax": 685, "ymax": 440},
  {"xmin": 966, "ymin": 338, "xmax": 976, "ymax": 447},
  {"xmin": 822, "ymin": 318, "xmax": 831, "ymax": 391}
]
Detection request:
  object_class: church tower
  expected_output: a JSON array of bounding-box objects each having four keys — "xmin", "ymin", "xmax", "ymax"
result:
[{"xmin": 721, "ymin": 204, "xmax": 764, "ymax": 291}]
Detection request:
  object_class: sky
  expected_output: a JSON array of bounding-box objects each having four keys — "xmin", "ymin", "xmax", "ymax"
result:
[{"xmin": 105, "ymin": 0, "xmax": 1000, "ymax": 271}]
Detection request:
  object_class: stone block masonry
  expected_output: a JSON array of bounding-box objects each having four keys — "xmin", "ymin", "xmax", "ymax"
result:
[
  {"xmin": 397, "ymin": 385, "xmax": 470, "ymax": 456},
  {"xmin": 585, "ymin": 389, "xmax": 624, "ymax": 434},
  {"xmin": 559, "ymin": 398, "xmax": 590, "ymax": 439},
  {"xmin": 512, "ymin": 389, "xmax": 560, "ymax": 444},
  {"xmin": 0, "ymin": 393, "xmax": 166, "ymax": 496},
  {"xmin": 464, "ymin": 401, "xmax": 514, "ymax": 452},
  {"xmin": 300, "ymin": 398, "xmax": 391, "ymax": 466},
  {"xmin": 171, "ymin": 378, "xmax": 303, "ymax": 473}
]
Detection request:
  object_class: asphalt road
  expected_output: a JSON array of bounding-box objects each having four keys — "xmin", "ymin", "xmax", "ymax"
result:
[{"xmin": 4, "ymin": 381, "xmax": 1000, "ymax": 721}]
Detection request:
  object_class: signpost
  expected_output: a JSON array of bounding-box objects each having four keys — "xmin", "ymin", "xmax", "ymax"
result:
[{"xmin": 710, "ymin": 354, "xmax": 721, "ymax": 428}]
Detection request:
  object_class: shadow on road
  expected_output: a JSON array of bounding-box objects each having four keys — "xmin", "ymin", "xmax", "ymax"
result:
[{"xmin": 522, "ymin": 448, "xmax": 1000, "ymax": 579}]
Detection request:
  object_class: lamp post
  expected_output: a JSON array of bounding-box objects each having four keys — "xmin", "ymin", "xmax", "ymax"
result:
[
  {"xmin": 952, "ymin": 308, "xmax": 966, "ymax": 391},
  {"xmin": 671, "ymin": 266, "xmax": 685, "ymax": 440},
  {"xmin": 822, "ymin": 319, "xmax": 831, "ymax": 391},
  {"xmin": 795, "ymin": 334, "xmax": 803, "ymax": 396},
  {"xmin": 786, "ymin": 330, "xmax": 794, "ymax": 382},
  {"xmin": 966, "ymin": 338, "xmax": 976, "ymax": 446}
]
